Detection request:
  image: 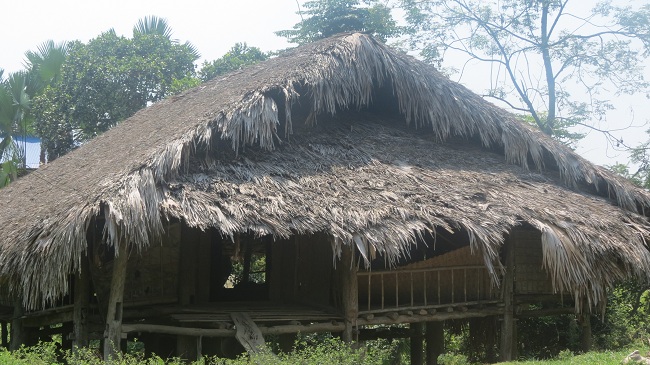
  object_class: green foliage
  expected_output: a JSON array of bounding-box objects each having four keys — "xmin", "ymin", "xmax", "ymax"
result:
[
  {"xmin": 24, "ymin": 40, "xmax": 69, "ymax": 91},
  {"xmin": 401, "ymin": 0, "xmax": 650, "ymax": 142},
  {"xmin": 0, "ymin": 342, "xmax": 59, "ymax": 365},
  {"xmin": 199, "ymin": 43, "xmax": 268, "ymax": 82},
  {"xmin": 610, "ymin": 130, "xmax": 650, "ymax": 189},
  {"xmin": 32, "ymin": 18, "xmax": 199, "ymax": 160},
  {"xmin": 276, "ymin": 0, "xmax": 402, "ymax": 44},
  {"xmin": 0, "ymin": 337, "xmax": 392, "ymax": 365},
  {"xmin": 498, "ymin": 347, "xmax": 647, "ymax": 364},
  {"xmin": 437, "ymin": 352, "xmax": 471, "ymax": 365},
  {"xmin": 516, "ymin": 313, "xmax": 580, "ymax": 359},
  {"xmin": 593, "ymin": 281, "xmax": 650, "ymax": 349}
]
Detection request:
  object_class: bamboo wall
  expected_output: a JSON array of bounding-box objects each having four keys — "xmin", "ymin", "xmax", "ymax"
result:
[{"xmin": 512, "ymin": 228, "xmax": 555, "ymax": 295}]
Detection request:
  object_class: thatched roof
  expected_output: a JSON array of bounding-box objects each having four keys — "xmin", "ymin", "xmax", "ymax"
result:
[{"xmin": 1, "ymin": 33, "xmax": 649, "ymax": 310}]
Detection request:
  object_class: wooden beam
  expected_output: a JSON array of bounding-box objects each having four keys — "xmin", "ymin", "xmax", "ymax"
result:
[
  {"xmin": 426, "ymin": 321, "xmax": 444, "ymax": 365},
  {"xmin": 356, "ymin": 307, "xmax": 502, "ymax": 325},
  {"xmin": 122, "ymin": 321, "xmax": 346, "ymax": 337},
  {"xmin": 103, "ymin": 242, "xmax": 129, "ymax": 361},
  {"xmin": 73, "ymin": 254, "xmax": 90, "ymax": 351},
  {"xmin": 339, "ymin": 242, "xmax": 358, "ymax": 343},
  {"xmin": 499, "ymin": 236, "xmax": 516, "ymax": 362},
  {"xmin": 518, "ymin": 307, "xmax": 574, "ymax": 317},
  {"xmin": 22, "ymin": 308, "xmax": 74, "ymax": 328}
]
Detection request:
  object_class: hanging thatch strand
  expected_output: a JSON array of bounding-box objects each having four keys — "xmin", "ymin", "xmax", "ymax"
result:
[{"xmin": 0, "ymin": 33, "xmax": 648, "ymax": 310}]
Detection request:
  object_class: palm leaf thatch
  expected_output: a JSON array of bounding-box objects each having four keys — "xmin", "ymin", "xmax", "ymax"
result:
[{"xmin": 0, "ymin": 33, "xmax": 648, "ymax": 310}]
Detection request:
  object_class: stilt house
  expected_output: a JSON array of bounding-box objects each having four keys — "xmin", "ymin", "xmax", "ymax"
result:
[{"xmin": 1, "ymin": 33, "xmax": 650, "ymax": 364}]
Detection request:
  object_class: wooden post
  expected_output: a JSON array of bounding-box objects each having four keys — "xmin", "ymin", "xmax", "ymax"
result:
[
  {"xmin": 177, "ymin": 335, "xmax": 200, "ymax": 360},
  {"xmin": 500, "ymin": 236, "xmax": 516, "ymax": 362},
  {"xmin": 1, "ymin": 321, "xmax": 8, "ymax": 348},
  {"xmin": 73, "ymin": 255, "xmax": 90, "ymax": 351},
  {"xmin": 410, "ymin": 322, "xmax": 424, "ymax": 365},
  {"xmin": 9, "ymin": 297, "xmax": 26, "ymax": 351},
  {"xmin": 579, "ymin": 311, "xmax": 592, "ymax": 352},
  {"xmin": 339, "ymin": 242, "xmax": 358, "ymax": 343},
  {"xmin": 426, "ymin": 321, "xmax": 444, "ymax": 365},
  {"xmin": 103, "ymin": 241, "xmax": 129, "ymax": 361}
]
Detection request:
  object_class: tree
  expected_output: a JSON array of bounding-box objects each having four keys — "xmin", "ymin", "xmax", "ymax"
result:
[
  {"xmin": 0, "ymin": 70, "xmax": 35, "ymax": 186},
  {"xmin": 33, "ymin": 18, "xmax": 199, "ymax": 160},
  {"xmin": 199, "ymin": 43, "xmax": 268, "ymax": 82},
  {"xmin": 402, "ymin": 0, "xmax": 650, "ymax": 144},
  {"xmin": 276, "ymin": 0, "xmax": 402, "ymax": 44}
]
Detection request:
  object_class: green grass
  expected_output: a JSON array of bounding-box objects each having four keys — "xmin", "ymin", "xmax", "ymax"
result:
[
  {"xmin": 0, "ymin": 340, "xmax": 645, "ymax": 364},
  {"xmin": 496, "ymin": 348, "xmax": 645, "ymax": 365}
]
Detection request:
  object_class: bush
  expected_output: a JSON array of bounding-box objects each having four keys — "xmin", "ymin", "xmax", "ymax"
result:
[
  {"xmin": 0, "ymin": 337, "xmax": 393, "ymax": 365},
  {"xmin": 437, "ymin": 353, "xmax": 471, "ymax": 365}
]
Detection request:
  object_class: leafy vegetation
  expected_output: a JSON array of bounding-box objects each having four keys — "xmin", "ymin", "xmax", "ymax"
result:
[
  {"xmin": 276, "ymin": 0, "xmax": 402, "ymax": 44},
  {"xmin": 199, "ymin": 43, "xmax": 268, "ymax": 82},
  {"xmin": 0, "ymin": 337, "xmax": 392, "ymax": 365},
  {"xmin": 32, "ymin": 18, "xmax": 199, "ymax": 160},
  {"xmin": 401, "ymin": 0, "xmax": 650, "ymax": 144}
]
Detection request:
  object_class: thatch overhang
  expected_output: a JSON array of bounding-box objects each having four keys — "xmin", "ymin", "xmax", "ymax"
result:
[{"xmin": 0, "ymin": 33, "xmax": 649, "ymax": 310}]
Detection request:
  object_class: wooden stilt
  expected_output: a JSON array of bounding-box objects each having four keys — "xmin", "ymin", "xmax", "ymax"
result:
[
  {"xmin": 73, "ymin": 255, "xmax": 90, "ymax": 351},
  {"xmin": 177, "ymin": 335, "xmax": 200, "ymax": 360},
  {"xmin": 339, "ymin": 242, "xmax": 358, "ymax": 343},
  {"xmin": 103, "ymin": 241, "xmax": 129, "ymax": 361},
  {"xmin": 499, "ymin": 237, "xmax": 516, "ymax": 362},
  {"xmin": 410, "ymin": 322, "xmax": 424, "ymax": 365},
  {"xmin": 426, "ymin": 321, "xmax": 444, "ymax": 365},
  {"xmin": 579, "ymin": 311, "xmax": 592, "ymax": 352},
  {"xmin": 1, "ymin": 321, "xmax": 8, "ymax": 348},
  {"xmin": 278, "ymin": 333, "xmax": 296, "ymax": 354},
  {"xmin": 10, "ymin": 298, "xmax": 26, "ymax": 351}
]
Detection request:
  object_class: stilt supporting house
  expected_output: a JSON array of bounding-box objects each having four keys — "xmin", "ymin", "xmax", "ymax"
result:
[
  {"xmin": 500, "ymin": 238, "xmax": 516, "ymax": 362},
  {"xmin": 10, "ymin": 298, "xmax": 25, "ymax": 351},
  {"xmin": 73, "ymin": 255, "xmax": 90, "ymax": 350},
  {"xmin": 426, "ymin": 321, "xmax": 444, "ymax": 365},
  {"xmin": 411, "ymin": 322, "xmax": 424, "ymax": 365},
  {"xmin": 579, "ymin": 312, "xmax": 592, "ymax": 352},
  {"xmin": 339, "ymin": 243, "xmax": 358, "ymax": 343},
  {"xmin": 103, "ymin": 242, "xmax": 129, "ymax": 361}
]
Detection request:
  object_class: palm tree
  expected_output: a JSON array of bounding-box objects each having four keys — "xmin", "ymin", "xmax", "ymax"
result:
[
  {"xmin": 0, "ymin": 72, "xmax": 31, "ymax": 186},
  {"xmin": 24, "ymin": 40, "xmax": 68, "ymax": 94},
  {"xmin": 133, "ymin": 15, "xmax": 173, "ymax": 38},
  {"xmin": 133, "ymin": 16, "xmax": 199, "ymax": 59}
]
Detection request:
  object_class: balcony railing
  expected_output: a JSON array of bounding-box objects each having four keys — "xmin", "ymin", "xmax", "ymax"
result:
[{"xmin": 357, "ymin": 265, "xmax": 497, "ymax": 314}]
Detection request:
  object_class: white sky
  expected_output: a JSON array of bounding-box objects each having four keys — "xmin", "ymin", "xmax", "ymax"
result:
[{"xmin": 1, "ymin": 0, "xmax": 648, "ymax": 167}]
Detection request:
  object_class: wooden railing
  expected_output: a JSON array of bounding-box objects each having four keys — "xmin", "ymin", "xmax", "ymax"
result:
[{"xmin": 357, "ymin": 266, "xmax": 497, "ymax": 314}]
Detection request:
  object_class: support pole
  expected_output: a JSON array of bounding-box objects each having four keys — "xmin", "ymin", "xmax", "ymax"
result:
[
  {"xmin": 410, "ymin": 322, "xmax": 424, "ymax": 365},
  {"xmin": 73, "ymin": 254, "xmax": 90, "ymax": 351},
  {"xmin": 9, "ymin": 297, "xmax": 26, "ymax": 351},
  {"xmin": 426, "ymin": 321, "xmax": 444, "ymax": 365},
  {"xmin": 579, "ymin": 311, "xmax": 592, "ymax": 352},
  {"xmin": 1, "ymin": 321, "xmax": 8, "ymax": 348},
  {"xmin": 339, "ymin": 242, "xmax": 358, "ymax": 343},
  {"xmin": 103, "ymin": 241, "xmax": 129, "ymax": 361},
  {"xmin": 500, "ymin": 237, "xmax": 516, "ymax": 362}
]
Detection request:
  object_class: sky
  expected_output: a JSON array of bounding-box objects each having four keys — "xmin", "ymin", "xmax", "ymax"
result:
[{"xmin": 1, "ymin": 0, "xmax": 648, "ymax": 167}]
